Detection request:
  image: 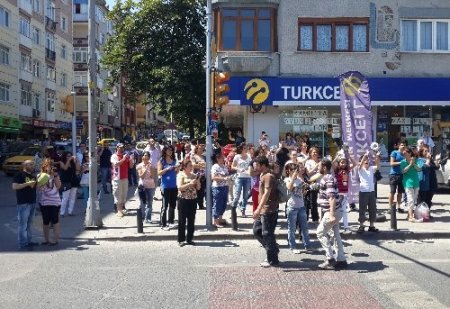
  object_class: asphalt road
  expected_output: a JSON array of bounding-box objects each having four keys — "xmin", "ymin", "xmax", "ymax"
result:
[
  {"xmin": 1, "ymin": 172, "xmax": 449, "ymax": 309},
  {"xmin": 0, "ymin": 237, "xmax": 449, "ymax": 309}
]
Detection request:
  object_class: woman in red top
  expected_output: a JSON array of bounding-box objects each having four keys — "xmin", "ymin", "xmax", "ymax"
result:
[{"xmin": 333, "ymin": 152, "xmax": 357, "ymax": 234}]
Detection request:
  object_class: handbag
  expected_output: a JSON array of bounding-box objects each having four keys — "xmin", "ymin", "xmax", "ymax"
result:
[
  {"xmin": 374, "ymin": 170, "xmax": 383, "ymax": 181},
  {"xmin": 276, "ymin": 179, "xmax": 289, "ymax": 203}
]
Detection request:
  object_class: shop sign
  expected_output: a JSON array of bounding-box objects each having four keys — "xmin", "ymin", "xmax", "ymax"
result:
[
  {"xmin": 0, "ymin": 116, "xmax": 22, "ymax": 129},
  {"xmin": 32, "ymin": 120, "xmax": 58, "ymax": 128},
  {"xmin": 293, "ymin": 110, "xmax": 328, "ymax": 118},
  {"xmin": 391, "ymin": 117, "xmax": 411, "ymax": 125},
  {"xmin": 413, "ymin": 118, "xmax": 432, "ymax": 126},
  {"xmin": 228, "ymin": 77, "xmax": 450, "ymax": 106}
]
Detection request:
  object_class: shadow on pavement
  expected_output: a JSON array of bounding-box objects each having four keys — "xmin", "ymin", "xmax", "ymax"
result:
[
  {"xmin": 190, "ymin": 241, "xmax": 239, "ymax": 248},
  {"xmin": 0, "ymin": 239, "xmax": 100, "ymax": 253}
]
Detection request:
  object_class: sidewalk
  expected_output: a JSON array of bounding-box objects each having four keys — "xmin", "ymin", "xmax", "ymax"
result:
[{"xmin": 32, "ymin": 181, "xmax": 450, "ymax": 242}]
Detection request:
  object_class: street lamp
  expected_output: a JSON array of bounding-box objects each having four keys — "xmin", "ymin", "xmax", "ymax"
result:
[{"xmin": 71, "ymin": 82, "xmax": 83, "ymax": 155}]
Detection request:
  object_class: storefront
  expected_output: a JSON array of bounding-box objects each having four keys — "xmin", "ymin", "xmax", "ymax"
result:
[
  {"xmin": 0, "ymin": 116, "xmax": 21, "ymax": 140},
  {"xmin": 225, "ymin": 77, "xmax": 450, "ymax": 156}
]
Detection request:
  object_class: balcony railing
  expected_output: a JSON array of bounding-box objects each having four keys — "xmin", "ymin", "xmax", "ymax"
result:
[
  {"xmin": 45, "ymin": 48, "xmax": 56, "ymax": 61},
  {"xmin": 45, "ymin": 17, "xmax": 57, "ymax": 32}
]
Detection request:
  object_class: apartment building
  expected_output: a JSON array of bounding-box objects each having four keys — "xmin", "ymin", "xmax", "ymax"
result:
[
  {"xmin": 214, "ymin": 0, "xmax": 450, "ymax": 155},
  {"xmin": 72, "ymin": 0, "xmax": 121, "ymax": 140},
  {"xmin": 0, "ymin": 0, "xmax": 73, "ymax": 140}
]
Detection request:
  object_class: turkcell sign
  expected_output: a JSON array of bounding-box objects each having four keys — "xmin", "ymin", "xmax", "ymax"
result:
[{"xmin": 228, "ymin": 77, "xmax": 450, "ymax": 106}]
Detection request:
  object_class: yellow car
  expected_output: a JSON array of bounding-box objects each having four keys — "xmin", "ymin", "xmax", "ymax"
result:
[
  {"xmin": 2, "ymin": 146, "xmax": 41, "ymax": 176},
  {"xmin": 98, "ymin": 138, "xmax": 118, "ymax": 147}
]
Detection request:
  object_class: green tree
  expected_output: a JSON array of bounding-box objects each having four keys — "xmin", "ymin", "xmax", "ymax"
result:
[{"xmin": 103, "ymin": 0, "xmax": 206, "ymax": 137}]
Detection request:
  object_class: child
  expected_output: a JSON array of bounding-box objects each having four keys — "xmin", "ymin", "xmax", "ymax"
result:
[
  {"xmin": 357, "ymin": 151, "xmax": 381, "ymax": 233},
  {"xmin": 284, "ymin": 162, "xmax": 311, "ymax": 254},
  {"xmin": 332, "ymin": 152, "xmax": 357, "ymax": 234}
]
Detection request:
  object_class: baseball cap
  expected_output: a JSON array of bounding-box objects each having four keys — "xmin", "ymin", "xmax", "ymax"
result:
[{"xmin": 116, "ymin": 143, "xmax": 124, "ymax": 148}]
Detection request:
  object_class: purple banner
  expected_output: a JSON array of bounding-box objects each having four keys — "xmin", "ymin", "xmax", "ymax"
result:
[{"xmin": 339, "ymin": 71, "xmax": 373, "ymax": 203}]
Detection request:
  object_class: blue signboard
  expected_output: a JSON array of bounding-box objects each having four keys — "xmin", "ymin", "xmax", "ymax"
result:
[{"xmin": 228, "ymin": 77, "xmax": 450, "ymax": 106}]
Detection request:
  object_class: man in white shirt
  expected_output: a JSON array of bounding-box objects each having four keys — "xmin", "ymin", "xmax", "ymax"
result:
[{"xmin": 421, "ymin": 129, "xmax": 435, "ymax": 153}]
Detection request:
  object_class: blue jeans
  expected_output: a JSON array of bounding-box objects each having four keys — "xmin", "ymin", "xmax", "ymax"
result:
[
  {"xmin": 17, "ymin": 203, "xmax": 36, "ymax": 248},
  {"xmin": 140, "ymin": 188, "xmax": 156, "ymax": 221},
  {"xmin": 233, "ymin": 177, "xmax": 251, "ymax": 212},
  {"xmin": 286, "ymin": 207, "xmax": 311, "ymax": 249},
  {"xmin": 212, "ymin": 186, "xmax": 228, "ymax": 219},
  {"xmin": 81, "ymin": 185, "xmax": 89, "ymax": 208},
  {"xmin": 100, "ymin": 167, "xmax": 111, "ymax": 192},
  {"xmin": 128, "ymin": 166, "xmax": 138, "ymax": 186}
]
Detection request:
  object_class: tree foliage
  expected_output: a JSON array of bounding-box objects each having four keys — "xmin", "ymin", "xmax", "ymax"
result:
[{"xmin": 103, "ymin": 0, "xmax": 206, "ymax": 136}]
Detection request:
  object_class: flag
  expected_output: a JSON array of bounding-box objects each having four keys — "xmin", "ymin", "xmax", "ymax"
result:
[{"xmin": 339, "ymin": 71, "xmax": 373, "ymax": 204}]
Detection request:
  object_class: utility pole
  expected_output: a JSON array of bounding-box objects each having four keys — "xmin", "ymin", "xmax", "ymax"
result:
[
  {"xmin": 85, "ymin": 0, "xmax": 103, "ymax": 227},
  {"xmin": 204, "ymin": 0, "xmax": 213, "ymax": 230}
]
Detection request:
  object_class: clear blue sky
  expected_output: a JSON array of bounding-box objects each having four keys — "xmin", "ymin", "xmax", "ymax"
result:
[{"xmin": 105, "ymin": 0, "xmax": 116, "ymax": 10}]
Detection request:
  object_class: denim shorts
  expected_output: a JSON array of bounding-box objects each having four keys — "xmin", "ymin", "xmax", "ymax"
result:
[{"xmin": 389, "ymin": 174, "xmax": 405, "ymax": 194}]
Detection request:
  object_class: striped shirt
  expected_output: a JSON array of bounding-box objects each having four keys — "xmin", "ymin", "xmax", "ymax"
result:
[
  {"xmin": 40, "ymin": 177, "xmax": 61, "ymax": 206},
  {"xmin": 317, "ymin": 173, "xmax": 340, "ymax": 212}
]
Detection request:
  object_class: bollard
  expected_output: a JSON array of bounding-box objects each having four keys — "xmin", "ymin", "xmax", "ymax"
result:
[
  {"xmin": 231, "ymin": 207, "xmax": 238, "ymax": 231},
  {"xmin": 390, "ymin": 203, "xmax": 398, "ymax": 230},
  {"xmin": 137, "ymin": 209, "xmax": 144, "ymax": 233}
]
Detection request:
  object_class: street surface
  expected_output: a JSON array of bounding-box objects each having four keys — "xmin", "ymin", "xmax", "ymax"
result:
[
  {"xmin": 0, "ymin": 238, "xmax": 449, "ymax": 308},
  {"xmin": 1, "ymin": 173, "xmax": 450, "ymax": 308}
]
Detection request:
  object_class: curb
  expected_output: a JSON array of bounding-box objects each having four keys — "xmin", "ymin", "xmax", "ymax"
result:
[{"xmin": 59, "ymin": 229, "xmax": 450, "ymax": 242}]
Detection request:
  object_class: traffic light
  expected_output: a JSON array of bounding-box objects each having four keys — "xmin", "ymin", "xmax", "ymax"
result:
[{"xmin": 214, "ymin": 71, "xmax": 230, "ymax": 108}]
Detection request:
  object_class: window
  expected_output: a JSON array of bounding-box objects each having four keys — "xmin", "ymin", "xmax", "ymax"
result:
[
  {"xmin": 216, "ymin": 8, "xmax": 276, "ymax": 51},
  {"xmin": 0, "ymin": 6, "xmax": 9, "ymax": 27},
  {"xmin": 46, "ymin": 91, "xmax": 55, "ymax": 112},
  {"xmin": 60, "ymin": 16, "xmax": 67, "ymax": 32},
  {"xmin": 95, "ymin": 7, "xmax": 104, "ymax": 22},
  {"xmin": 32, "ymin": 0, "xmax": 40, "ymax": 14},
  {"xmin": 34, "ymin": 93, "xmax": 40, "ymax": 110},
  {"xmin": 298, "ymin": 18, "xmax": 369, "ymax": 52},
  {"xmin": 21, "ymin": 83, "xmax": 32, "ymax": 106},
  {"xmin": 99, "ymin": 33, "xmax": 105, "ymax": 45},
  {"xmin": 74, "ymin": 3, "xmax": 87, "ymax": 14},
  {"xmin": 0, "ymin": 82, "xmax": 9, "ymax": 102},
  {"xmin": 73, "ymin": 47, "xmax": 88, "ymax": 63},
  {"xmin": 46, "ymin": 32, "xmax": 55, "ymax": 51},
  {"xmin": 46, "ymin": 3, "xmax": 55, "ymax": 20},
  {"xmin": 21, "ymin": 53, "xmax": 32, "ymax": 72},
  {"xmin": 32, "ymin": 26, "xmax": 40, "ymax": 44},
  {"xmin": 32, "ymin": 59, "xmax": 40, "ymax": 77},
  {"xmin": 0, "ymin": 45, "xmax": 9, "ymax": 65},
  {"xmin": 61, "ymin": 44, "xmax": 66, "ymax": 59},
  {"xmin": 46, "ymin": 65, "xmax": 56, "ymax": 82},
  {"xmin": 401, "ymin": 19, "xmax": 450, "ymax": 52},
  {"xmin": 60, "ymin": 72, "xmax": 67, "ymax": 87},
  {"xmin": 74, "ymin": 74, "xmax": 87, "ymax": 86},
  {"xmin": 20, "ymin": 18, "xmax": 31, "ymax": 37}
]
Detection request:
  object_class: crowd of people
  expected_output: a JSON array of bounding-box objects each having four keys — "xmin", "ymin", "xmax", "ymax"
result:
[{"xmin": 11, "ymin": 129, "xmax": 444, "ymax": 270}]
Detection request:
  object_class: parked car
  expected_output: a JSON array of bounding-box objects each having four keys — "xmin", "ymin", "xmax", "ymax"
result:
[
  {"xmin": 98, "ymin": 138, "xmax": 118, "ymax": 147},
  {"xmin": 0, "ymin": 142, "xmax": 33, "ymax": 169},
  {"xmin": 2, "ymin": 145, "xmax": 41, "ymax": 176}
]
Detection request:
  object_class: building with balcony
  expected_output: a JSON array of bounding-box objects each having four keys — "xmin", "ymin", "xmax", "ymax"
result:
[
  {"xmin": 72, "ymin": 0, "xmax": 121, "ymax": 140},
  {"xmin": 214, "ymin": 0, "xmax": 450, "ymax": 157},
  {"xmin": 0, "ymin": 0, "xmax": 73, "ymax": 140},
  {"xmin": 135, "ymin": 94, "xmax": 168, "ymax": 141}
]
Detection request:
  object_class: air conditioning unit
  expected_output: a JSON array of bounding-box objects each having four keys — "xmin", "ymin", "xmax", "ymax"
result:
[{"xmin": 32, "ymin": 109, "xmax": 41, "ymax": 118}]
